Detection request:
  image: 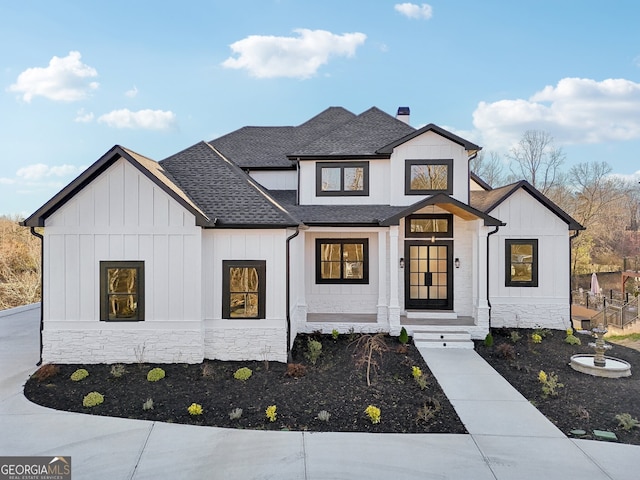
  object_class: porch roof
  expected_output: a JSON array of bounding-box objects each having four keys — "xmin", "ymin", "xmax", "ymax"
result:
[{"xmin": 379, "ymin": 193, "xmax": 504, "ymax": 227}]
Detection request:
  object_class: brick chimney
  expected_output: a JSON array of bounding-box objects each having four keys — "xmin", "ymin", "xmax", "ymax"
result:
[{"xmin": 396, "ymin": 106, "xmax": 410, "ymax": 125}]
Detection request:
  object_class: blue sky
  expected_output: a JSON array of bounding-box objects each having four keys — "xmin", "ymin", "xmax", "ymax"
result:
[{"xmin": 1, "ymin": 0, "xmax": 639, "ymax": 216}]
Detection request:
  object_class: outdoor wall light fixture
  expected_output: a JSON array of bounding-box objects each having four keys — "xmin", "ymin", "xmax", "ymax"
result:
[
  {"xmin": 399, "ymin": 257, "xmax": 405, "ymax": 268},
  {"xmin": 455, "ymin": 258, "xmax": 460, "ymax": 268}
]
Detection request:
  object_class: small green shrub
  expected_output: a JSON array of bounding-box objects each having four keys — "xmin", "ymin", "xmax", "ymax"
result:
[
  {"xmin": 147, "ymin": 367, "xmax": 166, "ymax": 382},
  {"xmin": 32, "ymin": 364, "xmax": 60, "ymax": 382},
  {"xmin": 317, "ymin": 410, "xmax": 331, "ymax": 422},
  {"xmin": 510, "ymin": 331, "xmax": 522, "ymax": 343},
  {"xmin": 233, "ymin": 367, "xmax": 253, "ymax": 381},
  {"xmin": 484, "ymin": 332, "xmax": 494, "ymax": 347},
  {"xmin": 615, "ymin": 413, "xmax": 640, "ymax": 431},
  {"xmin": 538, "ymin": 370, "xmax": 564, "ymax": 398},
  {"xmin": 110, "ymin": 364, "xmax": 126, "ymax": 378},
  {"xmin": 142, "ymin": 398, "xmax": 154, "ymax": 411},
  {"xmin": 411, "ymin": 365, "xmax": 427, "ymax": 390},
  {"xmin": 305, "ymin": 338, "xmax": 323, "ymax": 365},
  {"xmin": 188, "ymin": 403, "xmax": 203, "ymax": 416},
  {"xmin": 70, "ymin": 368, "xmax": 89, "ymax": 382},
  {"xmin": 399, "ymin": 327, "xmax": 409, "ymax": 345},
  {"xmin": 229, "ymin": 407, "xmax": 243, "ymax": 420},
  {"xmin": 331, "ymin": 329, "xmax": 339, "ymax": 340},
  {"xmin": 565, "ymin": 334, "xmax": 581, "ymax": 345},
  {"xmin": 83, "ymin": 391, "xmax": 104, "ymax": 407}
]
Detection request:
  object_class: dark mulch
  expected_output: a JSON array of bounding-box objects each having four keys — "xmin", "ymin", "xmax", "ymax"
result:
[
  {"xmin": 474, "ymin": 328, "xmax": 640, "ymax": 445},
  {"xmin": 23, "ymin": 333, "xmax": 467, "ymax": 434},
  {"xmin": 23, "ymin": 329, "xmax": 640, "ymax": 444}
]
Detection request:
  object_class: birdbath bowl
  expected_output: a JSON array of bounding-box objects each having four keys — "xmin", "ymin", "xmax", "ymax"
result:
[{"xmin": 570, "ymin": 324, "xmax": 631, "ymax": 378}]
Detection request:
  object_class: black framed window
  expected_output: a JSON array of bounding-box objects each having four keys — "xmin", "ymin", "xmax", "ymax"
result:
[
  {"xmin": 316, "ymin": 162, "xmax": 369, "ymax": 196},
  {"xmin": 315, "ymin": 239, "xmax": 369, "ymax": 284},
  {"xmin": 405, "ymin": 214, "xmax": 453, "ymax": 238},
  {"xmin": 100, "ymin": 261, "xmax": 144, "ymax": 321},
  {"xmin": 405, "ymin": 159, "xmax": 453, "ymax": 195},
  {"xmin": 505, "ymin": 239, "xmax": 538, "ymax": 287},
  {"xmin": 223, "ymin": 260, "xmax": 266, "ymax": 319}
]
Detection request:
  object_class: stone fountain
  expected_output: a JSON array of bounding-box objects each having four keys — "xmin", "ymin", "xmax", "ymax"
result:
[{"xmin": 569, "ymin": 324, "xmax": 631, "ymax": 378}]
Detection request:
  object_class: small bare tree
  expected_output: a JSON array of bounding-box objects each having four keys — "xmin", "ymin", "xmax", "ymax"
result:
[
  {"xmin": 470, "ymin": 150, "xmax": 506, "ymax": 187},
  {"xmin": 507, "ymin": 130, "xmax": 565, "ymax": 194}
]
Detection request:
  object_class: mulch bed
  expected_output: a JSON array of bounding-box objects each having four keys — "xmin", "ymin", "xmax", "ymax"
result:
[
  {"xmin": 474, "ymin": 328, "xmax": 640, "ymax": 445},
  {"xmin": 23, "ymin": 333, "xmax": 467, "ymax": 434},
  {"xmin": 23, "ymin": 329, "xmax": 640, "ymax": 444}
]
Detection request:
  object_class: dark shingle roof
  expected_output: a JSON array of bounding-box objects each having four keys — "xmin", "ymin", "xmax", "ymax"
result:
[
  {"xmin": 209, "ymin": 107, "xmax": 356, "ymax": 169},
  {"xmin": 291, "ymin": 107, "xmax": 416, "ymax": 157},
  {"xmin": 160, "ymin": 142, "xmax": 300, "ymax": 227}
]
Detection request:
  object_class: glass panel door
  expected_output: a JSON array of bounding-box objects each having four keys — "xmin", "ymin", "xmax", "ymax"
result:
[{"xmin": 405, "ymin": 241, "xmax": 453, "ymax": 310}]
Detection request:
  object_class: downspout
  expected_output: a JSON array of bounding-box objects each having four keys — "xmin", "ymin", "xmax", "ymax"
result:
[
  {"xmin": 486, "ymin": 225, "xmax": 501, "ymax": 329},
  {"xmin": 569, "ymin": 230, "xmax": 581, "ymax": 323},
  {"xmin": 29, "ymin": 227, "xmax": 44, "ymax": 366},
  {"xmin": 285, "ymin": 226, "xmax": 300, "ymax": 363}
]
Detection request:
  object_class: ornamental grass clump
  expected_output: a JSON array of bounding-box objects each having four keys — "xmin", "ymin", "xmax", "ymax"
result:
[
  {"xmin": 188, "ymin": 403, "xmax": 203, "ymax": 416},
  {"xmin": 83, "ymin": 391, "xmax": 104, "ymax": 408},
  {"xmin": 142, "ymin": 398, "xmax": 154, "ymax": 411},
  {"xmin": 229, "ymin": 408, "xmax": 243, "ymax": 420},
  {"xmin": 110, "ymin": 364, "xmax": 126, "ymax": 378},
  {"xmin": 615, "ymin": 413, "xmax": 640, "ymax": 431},
  {"xmin": 316, "ymin": 410, "xmax": 331, "ymax": 422},
  {"xmin": 147, "ymin": 367, "xmax": 165, "ymax": 382},
  {"xmin": 538, "ymin": 370, "xmax": 564, "ymax": 398},
  {"xmin": 364, "ymin": 405, "xmax": 381, "ymax": 424},
  {"xmin": 233, "ymin": 367, "xmax": 253, "ymax": 381},
  {"xmin": 32, "ymin": 363, "xmax": 60, "ymax": 382},
  {"xmin": 265, "ymin": 405, "xmax": 277, "ymax": 422},
  {"xmin": 70, "ymin": 368, "xmax": 89, "ymax": 382}
]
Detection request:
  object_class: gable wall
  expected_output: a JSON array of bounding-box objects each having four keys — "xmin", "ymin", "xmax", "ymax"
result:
[
  {"xmin": 488, "ymin": 189, "xmax": 571, "ymax": 329},
  {"xmin": 389, "ymin": 131, "xmax": 470, "ymax": 206},
  {"xmin": 41, "ymin": 159, "xmax": 204, "ymax": 363},
  {"xmin": 248, "ymin": 170, "xmax": 297, "ymax": 190}
]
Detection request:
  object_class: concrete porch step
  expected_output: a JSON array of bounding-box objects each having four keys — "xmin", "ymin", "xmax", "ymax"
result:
[{"xmin": 413, "ymin": 331, "xmax": 474, "ymax": 349}]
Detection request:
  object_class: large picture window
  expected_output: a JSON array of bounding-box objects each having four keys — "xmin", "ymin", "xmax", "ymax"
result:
[
  {"xmin": 316, "ymin": 162, "xmax": 369, "ymax": 196},
  {"xmin": 405, "ymin": 159, "xmax": 453, "ymax": 195},
  {"xmin": 316, "ymin": 239, "xmax": 369, "ymax": 284},
  {"xmin": 100, "ymin": 261, "xmax": 144, "ymax": 321},
  {"xmin": 505, "ymin": 239, "xmax": 538, "ymax": 287},
  {"xmin": 222, "ymin": 260, "xmax": 266, "ymax": 319}
]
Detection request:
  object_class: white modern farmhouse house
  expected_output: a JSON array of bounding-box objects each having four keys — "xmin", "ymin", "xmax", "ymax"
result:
[{"xmin": 23, "ymin": 106, "xmax": 583, "ymax": 364}]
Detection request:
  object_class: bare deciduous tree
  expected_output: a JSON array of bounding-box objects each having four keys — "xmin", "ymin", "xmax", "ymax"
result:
[
  {"xmin": 507, "ymin": 130, "xmax": 565, "ymax": 194},
  {"xmin": 470, "ymin": 150, "xmax": 506, "ymax": 187}
]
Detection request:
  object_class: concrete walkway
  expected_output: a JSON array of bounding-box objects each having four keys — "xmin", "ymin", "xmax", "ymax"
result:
[{"xmin": 1, "ymin": 305, "xmax": 639, "ymax": 479}]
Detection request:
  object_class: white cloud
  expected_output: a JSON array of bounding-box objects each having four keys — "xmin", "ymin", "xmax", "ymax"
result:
[
  {"xmin": 16, "ymin": 163, "xmax": 81, "ymax": 181},
  {"xmin": 75, "ymin": 108, "xmax": 94, "ymax": 123},
  {"xmin": 97, "ymin": 108, "xmax": 177, "ymax": 130},
  {"xmin": 125, "ymin": 85, "xmax": 138, "ymax": 98},
  {"xmin": 0, "ymin": 178, "xmax": 15, "ymax": 185},
  {"xmin": 394, "ymin": 3, "xmax": 433, "ymax": 20},
  {"xmin": 473, "ymin": 77, "xmax": 640, "ymax": 149},
  {"xmin": 222, "ymin": 28, "xmax": 367, "ymax": 79},
  {"xmin": 7, "ymin": 51, "xmax": 99, "ymax": 102}
]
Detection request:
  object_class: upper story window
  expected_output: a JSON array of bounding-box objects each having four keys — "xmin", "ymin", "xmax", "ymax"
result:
[
  {"xmin": 505, "ymin": 239, "xmax": 538, "ymax": 287},
  {"xmin": 405, "ymin": 159, "xmax": 453, "ymax": 195},
  {"xmin": 100, "ymin": 261, "xmax": 145, "ymax": 321},
  {"xmin": 316, "ymin": 161, "xmax": 369, "ymax": 196},
  {"xmin": 316, "ymin": 239, "xmax": 369, "ymax": 284},
  {"xmin": 405, "ymin": 214, "xmax": 453, "ymax": 238}
]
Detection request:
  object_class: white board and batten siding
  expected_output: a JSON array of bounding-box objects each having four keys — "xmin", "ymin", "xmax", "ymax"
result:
[
  {"xmin": 202, "ymin": 229, "xmax": 288, "ymax": 362},
  {"xmin": 488, "ymin": 189, "xmax": 571, "ymax": 330},
  {"xmin": 42, "ymin": 159, "xmax": 204, "ymax": 364}
]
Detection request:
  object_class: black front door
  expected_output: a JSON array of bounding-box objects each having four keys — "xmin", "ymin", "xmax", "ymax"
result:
[{"xmin": 404, "ymin": 240, "xmax": 453, "ymax": 310}]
